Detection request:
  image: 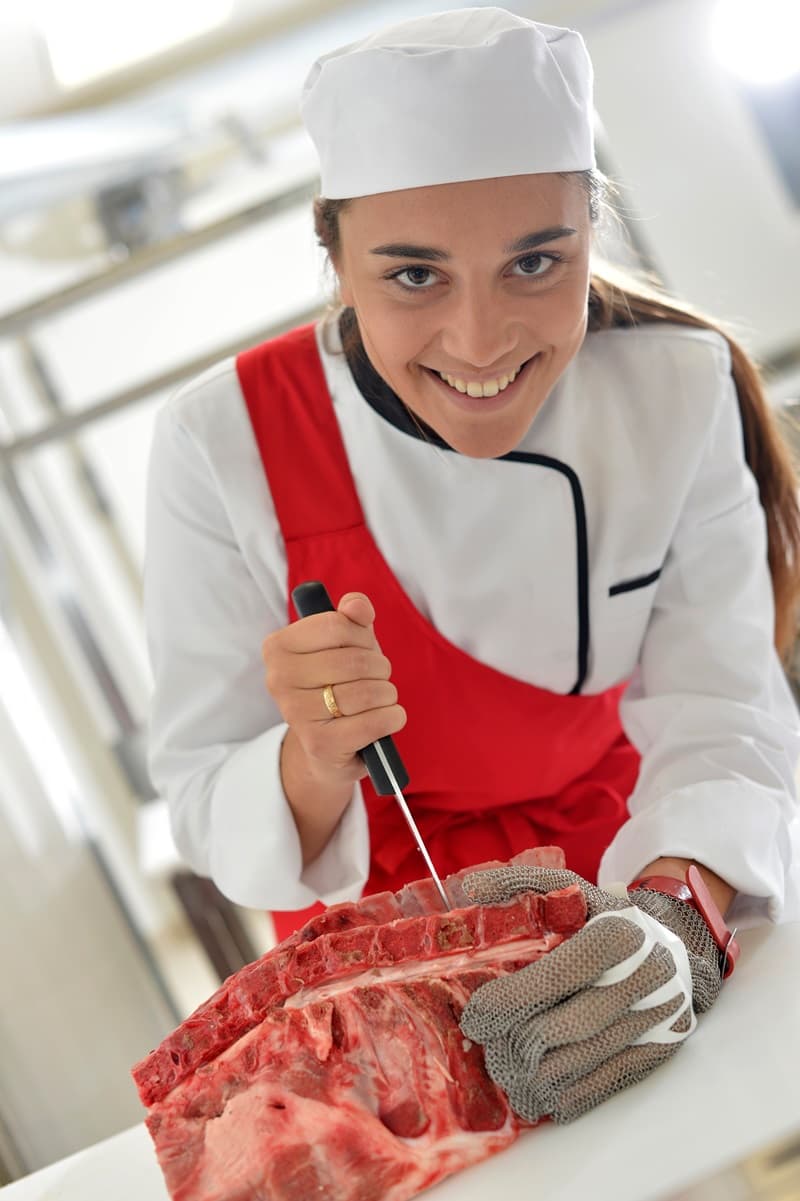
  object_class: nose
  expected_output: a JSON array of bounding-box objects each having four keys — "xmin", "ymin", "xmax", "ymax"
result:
[{"xmin": 438, "ymin": 285, "xmax": 519, "ymax": 373}]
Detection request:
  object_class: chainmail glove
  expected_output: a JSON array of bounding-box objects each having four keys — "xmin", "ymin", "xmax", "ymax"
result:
[{"xmin": 459, "ymin": 866, "xmax": 724, "ymax": 1125}]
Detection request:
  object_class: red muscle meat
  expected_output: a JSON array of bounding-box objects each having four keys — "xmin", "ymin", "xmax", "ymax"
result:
[{"xmin": 133, "ymin": 847, "xmax": 585, "ymax": 1201}]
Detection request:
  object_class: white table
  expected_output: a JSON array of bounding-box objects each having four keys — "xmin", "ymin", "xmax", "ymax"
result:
[{"xmin": 3, "ymin": 923, "xmax": 799, "ymax": 1201}]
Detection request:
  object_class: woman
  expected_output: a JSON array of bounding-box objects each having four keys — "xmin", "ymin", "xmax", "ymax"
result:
[{"xmin": 145, "ymin": 9, "xmax": 800, "ymax": 1121}]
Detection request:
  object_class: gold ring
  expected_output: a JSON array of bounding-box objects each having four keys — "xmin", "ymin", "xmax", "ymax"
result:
[{"xmin": 322, "ymin": 684, "xmax": 343, "ymax": 718}]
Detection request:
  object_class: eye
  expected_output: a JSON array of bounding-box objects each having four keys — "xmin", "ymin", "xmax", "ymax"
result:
[
  {"xmin": 512, "ymin": 253, "xmax": 562, "ymax": 278},
  {"xmin": 386, "ymin": 266, "xmax": 438, "ymax": 290}
]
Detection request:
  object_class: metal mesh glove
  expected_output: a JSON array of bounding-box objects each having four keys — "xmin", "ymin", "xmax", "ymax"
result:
[{"xmin": 459, "ymin": 866, "xmax": 723, "ymax": 1125}]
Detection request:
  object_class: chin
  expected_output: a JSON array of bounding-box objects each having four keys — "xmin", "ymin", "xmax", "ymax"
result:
[
  {"xmin": 431, "ymin": 403, "xmax": 542, "ymax": 458},
  {"xmin": 441, "ymin": 425, "xmax": 528, "ymax": 460},
  {"xmin": 456, "ymin": 440, "xmax": 521, "ymax": 460}
]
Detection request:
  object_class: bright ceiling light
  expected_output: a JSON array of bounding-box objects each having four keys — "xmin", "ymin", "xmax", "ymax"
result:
[
  {"xmin": 711, "ymin": 0, "xmax": 800, "ymax": 85},
  {"xmin": 34, "ymin": 0, "xmax": 235, "ymax": 89}
]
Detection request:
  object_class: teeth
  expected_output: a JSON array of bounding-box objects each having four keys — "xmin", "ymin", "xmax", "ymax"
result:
[{"xmin": 438, "ymin": 365, "xmax": 522, "ymax": 398}]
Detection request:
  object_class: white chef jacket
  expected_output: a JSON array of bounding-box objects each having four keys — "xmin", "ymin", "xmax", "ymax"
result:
[{"xmin": 144, "ymin": 317, "xmax": 800, "ymax": 924}]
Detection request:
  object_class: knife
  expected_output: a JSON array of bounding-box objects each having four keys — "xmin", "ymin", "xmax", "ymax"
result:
[{"xmin": 291, "ymin": 580, "xmax": 449, "ymax": 910}]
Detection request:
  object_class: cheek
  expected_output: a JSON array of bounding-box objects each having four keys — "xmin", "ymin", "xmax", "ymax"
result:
[
  {"xmin": 359, "ymin": 304, "xmax": 429, "ymax": 369},
  {"xmin": 542, "ymin": 278, "xmax": 590, "ymax": 348},
  {"xmin": 357, "ymin": 315, "xmax": 418, "ymax": 389}
]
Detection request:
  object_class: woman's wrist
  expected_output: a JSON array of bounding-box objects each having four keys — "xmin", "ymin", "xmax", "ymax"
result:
[
  {"xmin": 280, "ymin": 727, "xmax": 357, "ymax": 866},
  {"xmin": 633, "ymin": 856, "xmax": 735, "ymax": 917}
]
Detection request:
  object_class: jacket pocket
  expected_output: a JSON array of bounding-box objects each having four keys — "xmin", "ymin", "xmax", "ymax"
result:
[
  {"xmin": 608, "ymin": 566, "xmax": 663, "ymax": 598},
  {"xmin": 592, "ymin": 566, "xmax": 662, "ymax": 682}
]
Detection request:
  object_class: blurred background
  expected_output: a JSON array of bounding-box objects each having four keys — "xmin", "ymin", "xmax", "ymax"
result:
[{"xmin": 0, "ymin": 0, "xmax": 798, "ymax": 1183}]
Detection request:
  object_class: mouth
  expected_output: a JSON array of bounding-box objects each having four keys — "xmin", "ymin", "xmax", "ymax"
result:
[{"xmin": 422, "ymin": 355, "xmax": 538, "ymax": 410}]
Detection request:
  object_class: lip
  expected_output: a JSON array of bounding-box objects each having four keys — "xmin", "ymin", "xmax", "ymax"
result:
[{"xmin": 423, "ymin": 355, "xmax": 538, "ymax": 413}]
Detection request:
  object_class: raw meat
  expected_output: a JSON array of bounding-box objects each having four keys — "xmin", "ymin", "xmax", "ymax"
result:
[{"xmin": 133, "ymin": 846, "xmax": 585, "ymax": 1201}]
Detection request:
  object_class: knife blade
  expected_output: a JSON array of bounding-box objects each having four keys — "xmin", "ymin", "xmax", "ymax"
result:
[{"xmin": 291, "ymin": 580, "xmax": 449, "ymax": 910}]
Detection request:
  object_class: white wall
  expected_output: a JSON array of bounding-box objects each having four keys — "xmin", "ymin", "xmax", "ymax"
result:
[{"xmin": 584, "ymin": 0, "xmax": 800, "ymax": 358}]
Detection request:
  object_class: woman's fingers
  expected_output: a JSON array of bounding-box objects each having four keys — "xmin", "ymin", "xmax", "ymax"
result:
[
  {"xmin": 261, "ymin": 592, "xmax": 407, "ymax": 785},
  {"xmin": 546, "ymin": 1042, "xmax": 678, "ymax": 1125},
  {"xmin": 301, "ymin": 704, "xmax": 408, "ymax": 765},
  {"xmin": 269, "ymin": 645, "xmax": 393, "ymax": 692},
  {"xmin": 462, "ymin": 866, "xmax": 585, "ymax": 905},
  {"xmin": 336, "ymin": 591, "xmax": 376, "ymax": 627},
  {"xmin": 461, "ymin": 866, "xmax": 630, "ymax": 923},
  {"xmin": 474, "ymin": 938, "xmax": 689, "ymax": 1124},
  {"xmin": 281, "ymin": 678, "xmax": 400, "ymax": 724},
  {"xmin": 522, "ymin": 995, "xmax": 685, "ymax": 1119},
  {"xmin": 482, "ymin": 982, "xmax": 685, "ymax": 1124},
  {"xmin": 266, "ymin": 605, "xmax": 379, "ymax": 657},
  {"xmin": 529, "ymin": 942, "xmax": 679, "ymax": 1048},
  {"xmin": 461, "ymin": 916, "xmax": 646, "ymax": 1042}
]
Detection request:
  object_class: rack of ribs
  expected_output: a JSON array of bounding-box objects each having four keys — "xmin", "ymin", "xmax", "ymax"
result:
[{"xmin": 132, "ymin": 846, "xmax": 585, "ymax": 1201}]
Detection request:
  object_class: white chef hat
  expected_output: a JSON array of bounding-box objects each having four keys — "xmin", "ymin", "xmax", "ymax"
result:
[{"xmin": 301, "ymin": 6, "xmax": 595, "ymax": 199}]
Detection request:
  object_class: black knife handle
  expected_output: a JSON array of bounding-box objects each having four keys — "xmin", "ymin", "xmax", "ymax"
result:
[
  {"xmin": 290, "ymin": 581, "xmax": 410, "ymax": 796},
  {"xmin": 291, "ymin": 581, "xmax": 339, "ymax": 620}
]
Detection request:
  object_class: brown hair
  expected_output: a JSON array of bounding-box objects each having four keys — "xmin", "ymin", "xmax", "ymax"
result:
[{"xmin": 313, "ymin": 178, "xmax": 800, "ymax": 658}]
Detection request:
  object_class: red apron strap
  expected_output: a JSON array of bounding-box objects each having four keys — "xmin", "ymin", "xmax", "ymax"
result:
[{"xmin": 236, "ymin": 323, "xmax": 364, "ymax": 542}]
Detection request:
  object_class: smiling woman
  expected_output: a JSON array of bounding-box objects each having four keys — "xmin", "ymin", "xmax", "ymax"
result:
[
  {"xmin": 329, "ymin": 175, "xmax": 591, "ymax": 459},
  {"xmin": 143, "ymin": 5, "xmax": 800, "ymax": 1160}
]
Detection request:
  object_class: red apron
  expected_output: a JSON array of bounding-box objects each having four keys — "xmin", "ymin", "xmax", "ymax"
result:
[{"xmin": 237, "ymin": 324, "xmax": 640, "ymax": 942}]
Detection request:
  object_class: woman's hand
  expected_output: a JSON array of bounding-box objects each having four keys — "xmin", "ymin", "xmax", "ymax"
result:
[
  {"xmin": 459, "ymin": 867, "xmax": 724, "ymax": 1124},
  {"xmin": 262, "ymin": 592, "xmax": 407, "ymax": 863}
]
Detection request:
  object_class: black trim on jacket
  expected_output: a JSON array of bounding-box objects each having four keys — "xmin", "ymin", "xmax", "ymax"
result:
[{"xmin": 341, "ymin": 311, "xmax": 591, "ymax": 694}]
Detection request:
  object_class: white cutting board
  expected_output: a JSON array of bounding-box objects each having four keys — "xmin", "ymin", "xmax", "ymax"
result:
[{"xmin": 3, "ymin": 924, "xmax": 799, "ymax": 1201}]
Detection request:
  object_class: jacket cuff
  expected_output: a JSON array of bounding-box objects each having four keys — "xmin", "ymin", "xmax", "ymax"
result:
[
  {"xmin": 209, "ymin": 723, "xmax": 368, "ymax": 910},
  {"xmin": 598, "ymin": 779, "xmax": 795, "ymax": 927}
]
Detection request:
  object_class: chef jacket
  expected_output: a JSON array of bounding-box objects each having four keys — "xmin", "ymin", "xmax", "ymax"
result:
[{"xmin": 144, "ymin": 317, "xmax": 800, "ymax": 925}]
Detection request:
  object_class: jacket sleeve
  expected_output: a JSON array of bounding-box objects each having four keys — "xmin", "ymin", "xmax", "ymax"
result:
[
  {"xmin": 598, "ymin": 347, "xmax": 800, "ymax": 925},
  {"xmin": 144, "ymin": 387, "xmax": 370, "ymax": 911}
]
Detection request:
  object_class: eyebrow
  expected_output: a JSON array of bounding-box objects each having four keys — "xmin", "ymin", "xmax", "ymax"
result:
[{"xmin": 368, "ymin": 226, "xmax": 577, "ymax": 261}]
